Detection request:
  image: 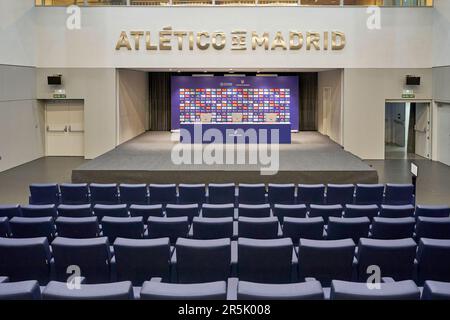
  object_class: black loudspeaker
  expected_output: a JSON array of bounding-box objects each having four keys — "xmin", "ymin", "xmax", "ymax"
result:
[
  {"xmin": 48, "ymin": 75, "xmax": 62, "ymax": 85},
  {"xmin": 406, "ymin": 76, "xmax": 420, "ymax": 86}
]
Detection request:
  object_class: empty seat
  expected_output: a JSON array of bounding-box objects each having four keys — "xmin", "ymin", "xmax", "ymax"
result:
[
  {"xmin": 0, "ymin": 280, "xmax": 42, "ymax": 300},
  {"xmin": 268, "ymin": 184, "xmax": 296, "ymax": 205},
  {"xmin": 237, "ymin": 237, "xmax": 295, "ymax": 283},
  {"xmin": 273, "ymin": 204, "xmax": 307, "ymax": 222},
  {"xmin": 129, "ymin": 204, "xmax": 164, "ymax": 220},
  {"xmin": 21, "ymin": 205, "xmax": 57, "ymax": 219},
  {"xmin": 354, "ymin": 184, "xmax": 384, "ymax": 206},
  {"xmin": 344, "ymin": 204, "xmax": 379, "ymax": 220},
  {"xmin": 384, "ymin": 183, "xmax": 414, "ymax": 205},
  {"xmin": 113, "ymin": 237, "xmax": 171, "ymax": 285},
  {"xmin": 379, "ymin": 204, "xmax": 415, "ymax": 218},
  {"xmin": 119, "ymin": 184, "xmax": 148, "ymax": 205},
  {"xmin": 208, "ymin": 183, "xmax": 235, "ymax": 204},
  {"xmin": 178, "ymin": 184, "xmax": 206, "ymax": 205},
  {"xmin": 56, "ymin": 216, "xmax": 100, "ymax": 238},
  {"xmin": 236, "ymin": 280, "xmax": 324, "ymax": 300},
  {"xmin": 330, "ymin": 280, "xmax": 420, "ymax": 300},
  {"xmin": 415, "ymin": 217, "xmax": 450, "ymax": 240},
  {"xmin": 29, "ymin": 183, "xmax": 60, "ymax": 205},
  {"xmin": 298, "ymin": 239, "xmax": 356, "ymax": 286},
  {"xmin": 238, "ymin": 183, "xmax": 266, "ymax": 204},
  {"xmin": 57, "ymin": 204, "xmax": 92, "ymax": 218},
  {"xmin": 147, "ymin": 216, "xmax": 189, "ymax": 244},
  {"xmin": 283, "ymin": 217, "xmax": 325, "ymax": 242},
  {"xmin": 9, "ymin": 217, "xmax": 56, "ymax": 240},
  {"xmin": 52, "ymin": 237, "xmax": 112, "ymax": 283},
  {"xmin": 238, "ymin": 217, "xmax": 279, "ymax": 239},
  {"xmin": 174, "ymin": 238, "xmax": 231, "ymax": 283},
  {"xmin": 165, "ymin": 204, "xmax": 199, "ymax": 223},
  {"xmin": 326, "ymin": 217, "xmax": 371, "ymax": 243},
  {"xmin": 59, "ymin": 183, "xmax": 90, "ymax": 205},
  {"xmin": 202, "ymin": 203, "xmax": 235, "ymax": 219},
  {"xmin": 93, "ymin": 204, "xmax": 128, "ymax": 220},
  {"xmin": 371, "ymin": 217, "xmax": 416, "ymax": 240},
  {"xmin": 148, "ymin": 184, "xmax": 177, "ymax": 205},
  {"xmin": 297, "ymin": 184, "xmax": 325, "ymax": 205},
  {"xmin": 416, "ymin": 205, "xmax": 450, "ymax": 218},
  {"xmin": 0, "ymin": 237, "xmax": 51, "ymax": 284},
  {"xmin": 309, "ymin": 204, "xmax": 343, "ymax": 222},
  {"xmin": 101, "ymin": 216, "xmax": 145, "ymax": 242},
  {"xmin": 326, "ymin": 184, "xmax": 355, "ymax": 205},
  {"xmin": 192, "ymin": 217, "xmax": 235, "ymax": 240},
  {"xmin": 416, "ymin": 238, "xmax": 450, "ymax": 284},
  {"xmin": 43, "ymin": 281, "xmax": 133, "ymax": 300},
  {"xmin": 140, "ymin": 278, "xmax": 227, "ymax": 300},
  {"xmin": 422, "ymin": 280, "xmax": 450, "ymax": 300},
  {"xmin": 356, "ymin": 238, "xmax": 417, "ymax": 282},
  {"xmin": 0, "ymin": 205, "xmax": 22, "ymax": 218},
  {"xmin": 0, "ymin": 217, "xmax": 10, "ymax": 237},
  {"xmin": 89, "ymin": 183, "xmax": 119, "ymax": 205},
  {"xmin": 238, "ymin": 204, "xmax": 271, "ymax": 218}
]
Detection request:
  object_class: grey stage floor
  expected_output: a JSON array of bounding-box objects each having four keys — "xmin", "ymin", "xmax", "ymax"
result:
[{"xmin": 72, "ymin": 131, "xmax": 378, "ymax": 184}]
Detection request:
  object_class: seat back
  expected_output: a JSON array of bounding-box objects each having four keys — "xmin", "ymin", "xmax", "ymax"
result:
[
  {"xmin": 140, "ymin": 280, "xmax": 227, "ymax": 300},
  {"xmin": 129, "ymin": 204, "xmax": 164, "ymax": 220},
  {"xmin": 297, "ymin": 184, "xmax": 325, "ymax": 205},
  {"xmin": 422, "ymin": 280, "xmax": 450, "ymax": 300},
  {"xmin": 0, "ymin": 205, "xmax": 22, "ymax": 219},
  {"xmin": 0, "ymin": 280, "xmax": 42, "ymax": 300},
  {"xmin": 326, "ymin": 217, "xmax": 370, "ymax": 243},
  {"xmin": 192, "ymin": 217, "xmax": 234, "ymax": 239},
  {"xmin": 354, "ymin": 184, "xmax": 384, "ymax": 205},
  {"xmin": 417, "ymin": 238, "xmax": 450, "ymax": 283},
  {"xmin": 59, "ymin": 183, "xmax": 89, "ymax": 205},
  {"xmin": 371, "ymin": 217, "xmax": 416, "ymax": 240},
  {"xmin": 9, "ymin": 217, "xmax": 56, "ymax": 240},
  {"xmin": 415, "ymin": 217, "xmax": 450, "ymax": 240},
  {"xmin": 282, "ymin": 217, "xmax": 324, "ymax": 242},
  {"xmin": 55, "ymin": 217, "xmax": 100, "ymax": 238},
  {"xmin": 147, "ymin": 216, "xmax": 189, "ymax": 244},
  {"xmin": 93, "ymin": 204, "xmax": 129, "ymax": 221},
  {"xmin": 268, "ymin": 184, "xmax": 296, "ymax": 205},
  {"xmin": 380, "ymin": 204, "xmax": 415, "ymax": 218},
  {"xmin": 101, "ymin": 217, "xmax": 144, "ymax": 242},
  {"xmin": 238, "ymin": 184, "xmax": 266, "ymax": 204},
  {"xmin": 238, "ymin": 204, "xmax": 271, "ymax": 218},
  {"xmin": 330, "ymin": 280, "xmax": 420, "ymax": 300},
  {"xmin": 208, "ymin": 183, "xmax": 235, "ymax": 204},
  {"xmin": 237, "ymin": 280, "xmax": 324, "ymax": 300},
  {"xmin": 344, "ymin": 204, "xmax": 379, "ymax": 220},
  {"xmin": 119, "ymin": 184, "xmax": 148, "ymax": 205},
  {"xmin": 21, "ymin": 205, "xmax": 57, "ymax": 219},
  {"xmin": 384, "ymin": 183, "xmax": 414, "ymax": 205},
  {"xmin": 29, "ymin": 183, "xmax": 60, "ymax": 205},
  {"xmin": 89, "ymin": 183, "xmax": 119, "ymax": 205},
  {"xmin": 166, "ymin": 204, "xmax": 199, "ymax": 224},
  {"xmin": 326, "ymin": 184, "xmax": 355, "ymax": 205},
  {"xmin": 178, "ymin": 184, "xmax": 206, "ymax": 205},
  {"xmin": 415, "ymin": 205, "xmax": 450, "ymax": 218},
  {"xmin": 273, "ymin": 204, "xmax": 307, "ymax": 222},
  {"xmin": 57, "ymin": 204, "xmax": 92, "ymax": 218},
  {"xmin": 238, "ymin": 217, "xmax": 279, "ymax": 239},
  {"xmin": 43, "ymin": 281, "xmax": 133, "ymax": 300},
  {"xmin": 202, "ymin": 203, "xmax": 235, "ymax": 219},
  {"xmin": 309, "ymin": 204, "xmax": 343, "ymax": 222},
  {"xmin": 148, "ymin": 184, "xmax": 177, "ymax": 205}
]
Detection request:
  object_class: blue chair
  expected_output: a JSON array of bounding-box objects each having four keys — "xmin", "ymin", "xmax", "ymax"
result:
[
  {"xmin": 57, "ymin": 204, "xmax": 92, "ymax": 218},
  {"xmin": 208, "ymin": 183, "xmax": 236, "ymax": 204},
  {"xmin": 0, "ymin": 280, "xmax": 42, "ymax": 300},
  {"xmin": 344, "ymin": 204, "xmax": 379, "ymax": 220},
  {"xmin": 356, "ymin": 238, "xmax": 416, "ymax": 282},
  {"xmin": 416, "ymin": 238, "xmax": 450, "ymax": 284},
  {"xmin": 0, "ymin": 217, "xmax": 10, "ymax": 237},
  {"xmin": 149, "ymin": 184, "xmax": 177, "ymax": 205},
  {"xmin": 415, "ymin": 217, "xmax": 450, "ymax": 240},
  {"xmin": 354, "ymin": 184, "xmax": 384, "ymax": 206},
  {"xmin": 238, "ymin": 217, "xmax": 280, "ymax": 239},
  {"xmin": 55, "ymin": 216, "xmax": 100, "ymax": 238},
  {"xmin": 330, "ymin": 280, "xmax": 420, "ymax": 300},
  {"xmin": 238, "ymin": 184, "xmax": 267, "ymax": 204},
  {"xmin": 379, "ymin": 204, "xmax": 415, "ymax": 218},
  {"xmin": 238, "ymin": 204, "xmax": 271, "ymax": 218},
  {"xmin": 93, "ymin": 204, "xmax": 128, "ymax": 220},
  {"xmin": 309, "ymin": 204, "xmax": 343, "ymax": 222},
  {"xmin": 0, "ymin": 205, "xmax": 22, "ymax": 218},
  {"xmin": 101, "ymin": 216, "xmax": 145, "ymax": 242},
  {"xmin": 422, "ymin": 281, "xmax": 450, "ymax": 300},
  {"xmin": 166, "ymin": 204, "xmax": 199, "ymax": 224},
  {"xmin": 384, "ymin": 183, "xmax": 414, "ymax": 205},
  {"xmin": 113, "ymin": 237, "xmax": 171, "ymax": 285},
  {"xmin": 273, "ymin": 204, "xmax": 307, "ymax": 222},
  {"xmin": 282, "ymin": 217, "xmax": 325, "ymax": 242},
  {"xmin": 235, "ymin": 280, "xmax": 324, "ymax": 300},
  {"xmin": 52, "ymin": 237, "xmax": 112, "ymax": 284},
  {"xmin": 416, "ymin": 205, "xmax": 450, "ymax": 218},
  {"xmin": 298, "ymin": 238, "xmax": 356, "ymax": 286},
  {"xmin": 326, "ymin": 184, "xmax": 355, "ymax": 205},
  {"xmin": 147, "ymin": 216, "xmax": 189, "ymax": 245},
  {"xmin": 268, "ymin": 184, "xmax": 296, "ymax": 205},
  {"xmin": 29, "ymin": 183, "xmax": 60, "ymax": 205},
  {"xmin": 119, "ymin": 184, "xmax": 148, "ymax": 205},
  {"xmin": 371, "ymin": 217, "xmax": 416, "ymax": 239},
  {"xmin": 90, "ymin": 183, "xmax": 119, "ymax": 205},
  {"xmin": 21, "ymin": 205, "xmax": 57, "ymax": 219},
  {"xmin": 326, "ymin": 217, "xmax": 371, "ymax": 243},
  {"xmin": 43, "ymin": 281, "xmax": 133, "ymax": 300},
  {"xmin": 173, "ymin": 238, "xmax": 231, "ymax": 283},
  {"xmin": 297, "ymin": 184, "xmax": 325, "ymax": 205},
  {"xmin": 0, "ymin": 237, "xmax": 51, "ymax": 285},
  {"xmin": 202, "ymin": 203, "xmax": 235, "ymax": 219},
  {"xmin": 9, "ymin": 217, "xmax": 56, "ymax": 240},
  {"xmin": 129, "ymin": 204, "xmax": 164, "ymax": 220},
  {"xmin": 178, "ymin": 184, "xmax": 206, "ymax": 205},
  {"xmin": 59, "ymin": 183, "xmax": 90, "ymax": 205},
  {"xmin": 191, "ymin": 217, "xmax": 235, "ymax": 240}
]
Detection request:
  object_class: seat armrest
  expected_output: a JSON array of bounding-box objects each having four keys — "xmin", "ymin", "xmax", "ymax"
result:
[
  {"xmin": 227, "ymin": 277, "xmax": 238, "ymax": 300},
  {"xmin": 277, "ymin": 223, "xmax": 283, "ymax": 238},
  {"xmin": 150, "ymin": 277, "xmax": 163, "ymax": 283},
  {"xmin": 305, "ymin": 277, "xmax": 317, "ymax": 282},
  {"xmin": 232, "ymin": 221, "xmax": 238, "ymax": 240},
  {"xmin": 188, "ymin": 226, "xmax": 194, "ymax": 238}
]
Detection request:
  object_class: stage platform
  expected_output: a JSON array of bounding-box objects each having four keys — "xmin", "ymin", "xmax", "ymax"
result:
[{"xmin": 72, "ymin": 132, "xmax": 378, "ymax": 184}]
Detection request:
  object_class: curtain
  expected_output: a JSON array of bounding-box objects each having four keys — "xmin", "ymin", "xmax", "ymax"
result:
[
  {"xmin": 149, "ymin": 72, "xmax": 172, "ymax": 131},
  {"xmin": 298, "ymin": 73, "xmax": 318, "ymax": 131}
]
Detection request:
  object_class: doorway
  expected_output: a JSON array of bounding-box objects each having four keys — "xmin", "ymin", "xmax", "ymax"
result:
[
  {"xmin": 436, "ymin": 103, "xmax": 450, "ymax": 166},
  {"xmin": 385, "ymin": 101, "xmax": 431, "ymax": 159},
  {"xmin": 45, "ymin": 100, "xmax": 84, "ymax": 157}
]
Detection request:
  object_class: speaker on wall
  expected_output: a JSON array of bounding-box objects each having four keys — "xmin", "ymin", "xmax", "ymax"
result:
[
  {"xmin": 406, "ymin": 75, "xmax": 420, "ymax": 86},
  {"xmin": 48, "ymin": 75, "xmax": 62, "ymax": 85}
]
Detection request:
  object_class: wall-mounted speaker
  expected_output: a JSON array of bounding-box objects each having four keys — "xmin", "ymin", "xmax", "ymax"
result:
[
  {"xmin": 406, "ymin": 75, "xmax": 420, "ymax": 86},
  {"xmin": 48, "ymin": 75, "xmax": 62, "ymax": 85}
]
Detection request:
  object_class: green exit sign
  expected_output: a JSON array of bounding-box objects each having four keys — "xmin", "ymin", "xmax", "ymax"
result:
[
  {"xmin": 402, "ymin": 93, "xmax": 415, "ymax": 99},
  {"xmin": 53, "ymin": 94, "xmax": 66, "ymax": 99}
]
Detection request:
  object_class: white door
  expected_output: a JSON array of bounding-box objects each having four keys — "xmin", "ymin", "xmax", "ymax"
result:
[
  {"xmin": 437, "ymin": 103, "xmax": 450, "ymax": 166},
  {"xmin": 415, "ymin": 103, "xmax": 431, "ymax": 159},
  {"xmin": 46, "ymin": 101, "xmax": 84, "ymax": 156}
]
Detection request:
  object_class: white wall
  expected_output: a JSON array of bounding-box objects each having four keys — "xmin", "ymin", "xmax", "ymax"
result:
[
  {"xmin": 36, "ymin": 68, "xmax": 117, "ymax": 159},
  {"xmin": 433, "ymin": 0, "xmax": 450, "ymax": 67},
  {"xmin": 118, "ymin": 69, "xmax": 148, "ymax": 144},
  {"xmin": 318, "ymin": 69, "xmax": 342, "ymax": 145}
]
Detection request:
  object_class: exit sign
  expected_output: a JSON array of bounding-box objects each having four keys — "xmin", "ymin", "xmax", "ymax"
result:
[{"xmin": 402, "ymin": 93, "xmax": 415, "ymax": 99}]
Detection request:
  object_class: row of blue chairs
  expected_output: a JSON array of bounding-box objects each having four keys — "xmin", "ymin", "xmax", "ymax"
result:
[
  {"xmin": 0, "ymin": 277, "xmax": 449, "ymax": 300},
  {"xmin": 0, "ymin": 236, "xmax": 449, "ymax": 287},
  {"xmin": 28, "ymin": 183, "xmax": 416, "ymax": 206}
]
